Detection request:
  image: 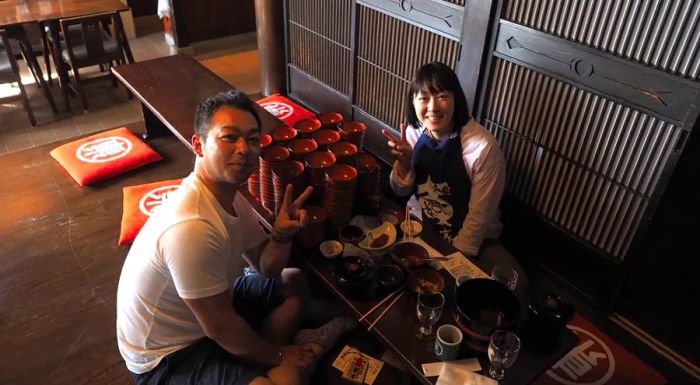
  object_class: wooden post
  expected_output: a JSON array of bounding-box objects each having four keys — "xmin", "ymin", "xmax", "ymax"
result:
[{"xmin": 255, "ymin": 0, "xmax": 286, "ymax": 95}]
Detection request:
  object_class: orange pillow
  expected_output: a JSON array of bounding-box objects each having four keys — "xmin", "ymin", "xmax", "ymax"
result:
[
  {"xmin": 118, "ymin": 178, "xmax": 183, "ymax": 245},
  {"xmin": 257, "ymin": 94, "xmax": 316, "ymax": 126},
  {"xmin": 50, "ymin": 127, "xmax": 162, "ymax": 186}
]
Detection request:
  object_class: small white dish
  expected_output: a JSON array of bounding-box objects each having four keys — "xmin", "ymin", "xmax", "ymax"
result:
[
  {"xmin": 358, "ymin": 221, "xmax": 397, "ymax": 253},
  {"xmin": 400, "ymin": 219, "xmax": 422, "ymax": 238},
  {"xmin": 319, "ymin": 240, "xmax": 343, "ymax": 259}
]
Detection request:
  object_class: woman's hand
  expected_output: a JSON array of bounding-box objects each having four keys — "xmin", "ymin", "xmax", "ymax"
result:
[
  {"xmin": 381, "ymin": 123, "xmax": 412, "ymax": 178},
  {"xmin": 271, "ymin": 184, "xmax": 313, "ymax": 242},
  {"xmin": 279, "ymin": 344, "xmax": 315, "ymax": 369}
]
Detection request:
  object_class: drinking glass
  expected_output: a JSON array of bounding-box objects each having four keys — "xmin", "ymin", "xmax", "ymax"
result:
[
  {"xmin": 416, "ymin": 292, "xmax": 445, "ymax": 339},
  {"xmin": 491, "ymin": 266, "xmax": 518, "ymax": 291},
  {"xmin": 488, "ymin": 330, "xmax": 521, "ymax": 380}
]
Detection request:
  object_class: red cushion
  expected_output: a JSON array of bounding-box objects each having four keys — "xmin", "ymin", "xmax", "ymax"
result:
[
  {"xmin": 118, "ymin": 178, "xmax": 183, "ymax": 245},
  {"xmin": 256, "ymin": 94, "xmax": 316, "ymax": 126},
  {"xmin": 50, "ymin": 127, "xmax": 162, "ymax": 186}
]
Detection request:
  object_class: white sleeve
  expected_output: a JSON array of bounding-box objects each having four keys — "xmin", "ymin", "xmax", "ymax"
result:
[
  {"xmin": 452, "ymin": 135, "xmax": 506, "ymax": 256},
  {"xmin": 158, "ymin": 220, "xmax": 230, "ymax": 299},
  {"xmin": 388, "ymin": 126, "xmax": 420, "ymax": 196}
]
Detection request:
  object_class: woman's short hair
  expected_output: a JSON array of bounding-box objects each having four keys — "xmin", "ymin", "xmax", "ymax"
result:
[
  {"xmin": 194, "ymin": 90, "xmax": 261, "ymax": 141},
  {"xmin": 405, "ymin": 62, "xmax": 470, "ymax": 131}
]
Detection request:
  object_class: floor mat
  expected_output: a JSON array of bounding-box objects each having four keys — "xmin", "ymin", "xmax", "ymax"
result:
[{"xmin": 532, "ymin": 313, "xmax": 667, "ymax": 385}]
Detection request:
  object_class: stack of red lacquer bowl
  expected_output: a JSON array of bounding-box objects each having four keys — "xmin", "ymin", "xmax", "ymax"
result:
[
  {"xmin": 323, "ymin": 164, "xmax": 358, "ymax": 235},
  {"xmin": 247, "ymin": 134, "xmax": 271, "ymax": 199},
  {"xmin": 259, "ymin": 145, "xmax": 290, "ymax": 213},
  {"xmin": 305, "ymin": 151, "xmax": 336, "ymax": 202},
  {"xmin": 296, "ymin": 204, "xmax": 327, "ymax": 248},
  {"xmin": 272, "ymin": 160, "xmax": 305, "ymax": 215},
  {"xmin": 339, "ymin": 121, "xmax": 367, "ymax": 150}
]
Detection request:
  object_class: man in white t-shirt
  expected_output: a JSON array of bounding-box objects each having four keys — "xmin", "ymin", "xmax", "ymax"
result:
[{"xmin": 117, "ymin": 91, "xmax": 354, "ymax": 385}]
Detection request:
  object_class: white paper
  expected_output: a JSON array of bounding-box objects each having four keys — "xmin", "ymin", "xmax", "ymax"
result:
[
  {"xmin": 421, "ymin": 358, "xmax": 482, "ymax": 377},
  {"xmin": 439, "ymin": 251, "xmax": 489, "ymax": 280},
  {"xmin": 436, "ymin": 363, "xmax": 497, "ymax": 385}
]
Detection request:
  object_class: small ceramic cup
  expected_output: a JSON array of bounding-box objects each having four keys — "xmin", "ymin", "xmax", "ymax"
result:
[{"xmin": 434, "ymin": 324, "xmax": 463, "ymax": 362}]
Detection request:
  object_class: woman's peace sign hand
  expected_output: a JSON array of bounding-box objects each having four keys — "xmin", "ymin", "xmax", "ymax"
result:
[{"xmin": 381, "ymin": 123, "xmax": 412, "ymax": 177}]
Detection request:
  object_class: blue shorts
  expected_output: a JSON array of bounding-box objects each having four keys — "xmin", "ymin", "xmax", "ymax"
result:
[{"xmin": 132, "ymin": 273, "xmax": 285, "ymax": 385}]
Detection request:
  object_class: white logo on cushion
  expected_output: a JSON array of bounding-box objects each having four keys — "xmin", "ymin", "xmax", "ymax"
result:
[
  {"xmin": 261, "ymin": 102, "xmax": 294, "ymax": 120},
  {"xmin": 76, "ymin": 136, "xmax": 132, "ymax": 163},
  {"xmin": 545, "ymin": 325, "xmax": 615, "ymax": 385},
  {"xmin": 139, "ymin": 185, "xmax": 180, "ymax": 216}
]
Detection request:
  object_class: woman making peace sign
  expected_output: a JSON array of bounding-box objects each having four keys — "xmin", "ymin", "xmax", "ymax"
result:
[{"xmin": 382, "ymin": 62, "xmax": 527, "ymax": 295}]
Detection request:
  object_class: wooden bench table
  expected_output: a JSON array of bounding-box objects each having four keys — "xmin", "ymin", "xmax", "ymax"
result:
[
  {"xmin": 0, "ymin": 123, "xmax": 194, "ymax": 385},
  {"xmin": 113, "ymin": 54, "xmax": 282, "ymax": 152}
]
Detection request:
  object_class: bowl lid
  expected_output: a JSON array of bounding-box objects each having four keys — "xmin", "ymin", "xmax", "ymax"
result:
[
  {"xmin": 317, "ymin": 112, "xmax": 343, "ymax": 125},
  {"xmin": 295, "ymin": 118, "xmax": 322, "ymax": 134},
  {"xmin": 272, "ymin": 126, "xmax": 297, "ymax": 141}
]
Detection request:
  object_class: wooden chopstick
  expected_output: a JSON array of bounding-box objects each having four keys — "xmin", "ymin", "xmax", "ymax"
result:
[
  {"xmin": 358, "ymin": 286, "xmax": 404, "ymax": 322},
  {"xmin": 367, "ymin": 290, "xmax": 405, "ymax": 331}
]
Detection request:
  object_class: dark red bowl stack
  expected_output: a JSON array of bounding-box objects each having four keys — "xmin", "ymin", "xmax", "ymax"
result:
[
  {"xmin": 287, "ymin": 138, "xmax": 318, "ymax": 162},
  {"xmin": 317, "ymin": 112, "xmax": 343, "ymax": 130},
  {"xmin": 296, "ymin": 204, "xmax": 327, "ymax": 248},
  {"xmin": 259, "ymin": 145, "xmax": 290, "ymax": 213},
  {"xmin": 356, "ymin": 152, "xmax": 380, "ymax": 196},
  {"xmin": 271, "ymin": 126, "xmax": 297, "ymax": 146},
  {"xmin": 294, "ymin": 118, "xmax": 322, "ymax": 138},
  {"xmin": 339, "ymin": 121, "xmax": 367, "ymax": 149},
  {"xmin": 323, "ymin": 164, "xmax": 358, "ymax": 236},
  {"xmin": 313, "ymin": 129, "xmax": 341, "ymax": 151},
  {"xmin": 328, "ymin": 141, "xmax": 358, "ymax": 167},
  {"xmin": 305, "ymin": 151, "xmax": 336, "ymax": 202},
  {"xmin": 272, "ymin": 160, "xmax": 305, "ymax": 215},
  {"xmin": 246, "ymin": 134, "xmax": 272, "ymax": 199}
]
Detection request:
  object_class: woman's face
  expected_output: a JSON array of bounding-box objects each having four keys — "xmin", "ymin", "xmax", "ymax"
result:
[{"xmin": 412, "ymin": 90, "xmax": 455, "ymax": 139}]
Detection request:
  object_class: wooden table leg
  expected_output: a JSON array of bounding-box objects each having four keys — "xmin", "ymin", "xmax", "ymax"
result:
[
  {"xmin": 115, "ymin": 12, "xmax": 134, "ymax": 64},
  {"xmin": 12, "ymin": 26, "xmax": 57, "ymax": 114},
  {"xmin": 46, "ymin": 20, "xmax": 71, "ymax": 112},
  {"xmin": 141, "ymin": 103, "xmax": 170, "ymax": 140}
]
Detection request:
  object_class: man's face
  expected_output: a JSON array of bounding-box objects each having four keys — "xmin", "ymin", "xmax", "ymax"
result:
[{"xmin": 195, "ymin": 106, "xmax": 260, "ymax": 186}]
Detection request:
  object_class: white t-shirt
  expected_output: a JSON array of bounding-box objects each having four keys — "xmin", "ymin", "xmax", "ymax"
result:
[{"xmin": 116, "ymin": 173, "xmax": 267, "ymax": 374}]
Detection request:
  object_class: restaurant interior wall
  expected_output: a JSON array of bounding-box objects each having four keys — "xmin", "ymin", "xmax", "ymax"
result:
[{"xmin": 274, "ymin": 0, "xmax": 700, "ymax": 373}]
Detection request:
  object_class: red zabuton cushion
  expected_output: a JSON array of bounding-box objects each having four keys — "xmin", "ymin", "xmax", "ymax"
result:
[
  {"xmin": 118, "ymin": 178, "xmax": 183, "ymax": 245},
  {"xmin": 256, "ymin": 94, "xmax": 315, "ymax": 126},
  {"xmin": 50, "ymin": 127, "xmax": 162, "ymax": 186}
]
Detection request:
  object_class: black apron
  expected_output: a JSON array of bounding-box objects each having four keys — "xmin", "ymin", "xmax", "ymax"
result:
[{"xmin": 412, "ymin": 131, "xmax": 471, "ymax": 243}]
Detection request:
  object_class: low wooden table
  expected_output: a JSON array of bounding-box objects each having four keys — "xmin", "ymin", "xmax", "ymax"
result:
[
  {"xmin": 113, "ymin": 54, "xmax": 282, "ymax": 151},
  {"xmin": 0, "ymin": 123, "xmax": 194, "ymax": 385}
]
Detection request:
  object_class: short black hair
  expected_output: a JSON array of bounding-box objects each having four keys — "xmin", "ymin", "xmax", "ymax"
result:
[
  {"xmin": 405, "ymin": 62, "xmax": 470, "ymax": 131},
  {"xmin": 194, "ymin": 90, "xmax": 261, "ymax": 140}
]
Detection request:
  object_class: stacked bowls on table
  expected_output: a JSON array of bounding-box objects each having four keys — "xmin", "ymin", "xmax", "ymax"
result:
[
  {"xmin": 294, "ymin": 118, "xmax": 322, "ymax": 138},
  {"xmin": 305, "ymin": 151, "xmax": 336, "ymax": 202},
  {"xmin": 354, "ymin": 152, "xmax": 381, "ymax": 215},
  {"xmin": 339, "ymin": 121, "xmax": 367, "ymax": 149},
  {"xmin": 317, "ymin": 112, "xmax": 343, "ymax": 130},
  {"xmin": 259, "ymin": 145, "xmax": 290, "ymax": 213},
  {"xmin": 247, "ymin": 134, "xmax": 272, "ymax": 199},
  {"xmin": 287, "ymin": 138, "xmax": 318, "ymax": 162},
  {"xmin": 323, "ymin": 164, "xmax": 358, "ymax": 236},
  {"xmin": 271, "ymin": 126, "xmax": 297, "ymax": 146},
  {"xmin": 313, "ymin": 129, "xmax": 341, "ymax": 151},
  {"xmin": 328, "ymin": 141, "xmax": 358, "ymax": 167},
  {"xmin": 296, "ymin": 204, "xmax": 327, "ymax": 248},
  {"xmin": 272, "ymin": 160, "xmax": 305, "ymax": 215}
]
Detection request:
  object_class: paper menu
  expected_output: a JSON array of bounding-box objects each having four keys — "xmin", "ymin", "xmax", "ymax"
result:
[
  {"xmin": 332, "ymin": 345, "xmax": 384, "ymax": 385},
  {"xmin": 439, "ymin": 251, "xmax": 489, "ymax": 280}
]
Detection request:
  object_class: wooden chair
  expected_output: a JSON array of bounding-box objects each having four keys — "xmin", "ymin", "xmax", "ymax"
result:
[
  {"xmin": 0, "ymin": 29, "xmax": 36, "ymax": 126},
  {"xmin": 58, "ymin": 12, "xmax": 127, "ymax": 112}
]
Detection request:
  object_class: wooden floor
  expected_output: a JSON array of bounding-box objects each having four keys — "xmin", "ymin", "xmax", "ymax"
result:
[{"xmin": 0, "ymin": 22, "xmax": 260, "ymax": 155}]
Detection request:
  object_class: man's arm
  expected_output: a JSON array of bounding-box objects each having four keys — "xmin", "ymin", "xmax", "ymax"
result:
[
  {"xmin": 184, "ymin": 292, "xmax": 314, "ymax": 368},
  {"xmin": 244, "ymin": 184, "xmax": 313, "ymax": 277}
]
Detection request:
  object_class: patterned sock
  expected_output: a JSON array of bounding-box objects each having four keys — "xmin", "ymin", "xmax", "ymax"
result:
[{"xmin": 294, "ymin": 317, "xmax": 358, "ymax": 356}]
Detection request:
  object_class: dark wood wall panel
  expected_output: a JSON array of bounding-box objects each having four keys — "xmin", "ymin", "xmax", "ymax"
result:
[
  {"xmin": 355, "ymin": 5, "xmax": 460, "ymax": 130},
  {"xmin": 484, "ymin": 55, "xmax": 683, "ymax": 262},
  {"xmin": 288, "ymin": 0, "xmax": 352, "ymax": 47},
  {"xmin": 504, "ymin": 0, "xmax": 700, "ymax": 80},
  {"xmin": 288, "ymin": 24, "xmax": 352, "ymax": 95}
]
